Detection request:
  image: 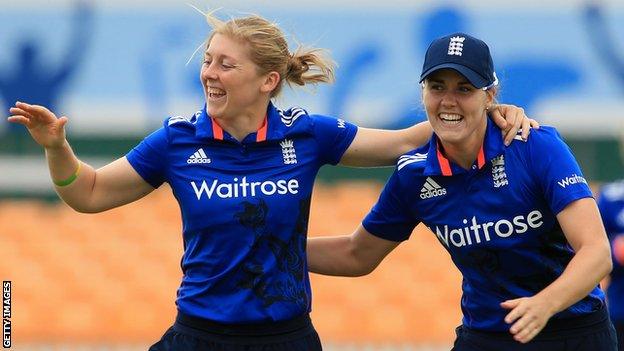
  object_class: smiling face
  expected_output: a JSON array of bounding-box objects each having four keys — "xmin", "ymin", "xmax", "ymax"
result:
[
  {"xmin": 200, "ymin": 34, "xmax": 276, "ymax": 120},
  {"xmin": 422, "ymin": 68, "xmax": 494, "ymax": 149}
]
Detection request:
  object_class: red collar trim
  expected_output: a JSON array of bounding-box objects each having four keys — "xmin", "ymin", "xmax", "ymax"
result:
[
  {"xmin": 436, "ymin": 141, "xmax": 486, "ymax": 176},
  {"xmin": 256, "ymin": 115, "xmax": 268, "ymax": 142},
  {"xmin": 211, "ymin": 118, "xmax": 224, "ymax": 140},
  {"xmin": 476, "ymin": 144, "xmax": 486, "ymax": 169},
  {"xmin": 436, "ymin": 140, "xmax": 453, "ymax": 176},
  {"xmin": 211, "ymin": 114, "xmax": 268, "ymax": 142}
]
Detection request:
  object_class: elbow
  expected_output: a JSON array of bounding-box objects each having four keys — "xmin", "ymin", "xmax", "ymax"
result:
[
  {"xmin": 68, "ymin": 203, "xmax": 96, "ymax": 213},
  {"xmin": 73, "ymin": 206, "xmax": 100, "ymax": 214},
  {"xmin": 350, "ymin": 264, "xmax": 377, "ymax": 277},
  {"xmin": 604, "ymin": 252, "xmax": 613, "ymax": 276},
  {"xmin": 64, "ymin": 199, "xmax": 101, "ymax": 214},
  {"xmin": 600, "ymin": 242, "xmax": 613, "ymax": 277},
  {"xmin": 339, "ymin": 266, "xmax": 373, "ymax": 278},
  {"xmin": 346, "ymin": 243, "xmax": 380, "ymax": 277}
]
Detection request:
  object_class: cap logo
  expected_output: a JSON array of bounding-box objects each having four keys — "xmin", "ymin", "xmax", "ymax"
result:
[{"xmin": 447, "ymin": 36, "xmax": 466, "ymax": 56}]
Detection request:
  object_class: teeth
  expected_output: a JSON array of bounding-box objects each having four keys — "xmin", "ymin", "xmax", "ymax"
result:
[
  {"xmin": 440, "ymin": 113, "xmax": 462, "ymax": 121},
  {"xmin": 208, "ymin": 87, "xmax": 226, "ymax": 95}
]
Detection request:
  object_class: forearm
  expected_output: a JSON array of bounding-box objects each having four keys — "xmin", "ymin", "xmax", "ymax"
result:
[
  {"xmin": 46, "ymin": 141, "xmax": 97, "ymax": 212},
  {"xmin": 535, "ymin": 243, "xmax": 612, "ymax": 315},
  {"xmin": 307, "ymin": 236, "xmax": 373, "ymax": 277},
  {"xmin": 403, "ymin": 121, "xmax": 433, "ymax": 149},
  {"xmin": 340, "ymin": 122, "xmax": 432, "ymax": 167}
]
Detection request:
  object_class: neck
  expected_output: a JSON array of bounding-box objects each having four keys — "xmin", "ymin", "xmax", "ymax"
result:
[
  {"xmin": 213, "ymin": 101, "xmax": 269, "ymax": 142},
  {"xmin": 439, "ymin": 120, "xmax": 487, "ymax": 170}
]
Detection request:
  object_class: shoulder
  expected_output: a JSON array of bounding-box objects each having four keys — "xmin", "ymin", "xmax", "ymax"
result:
[
  {"xmin": 279, "ymin": 106, "xmax": 347, "ymax": 128},
  {"xmin": 165, "ymin": 110, "xmax": 201, "ymax": 130},
  {"xmin": 396, "ymin": 145, "xmax": 430, "ymax": 174},
  {"xmin": 505, "ymin": 126, "xmax": 571, "ymax": 164},
  {"xmin": 277, "ymin": 106, "xmax": 310, "ymax": 127},
  {"xmin": 159, "ymin": 109, "xmax": 203, "ymax": 142},
  {"xmin": 510, "ymin": 125, "xmax": 564, "ymax": 149},
  {"xmin": 276, "ymin": 106, "xmax": 355, "ymax": 141}
]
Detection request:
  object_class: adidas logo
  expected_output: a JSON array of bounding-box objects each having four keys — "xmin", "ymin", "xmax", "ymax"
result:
[
  {"xmin": 420, "ymin": 177, "xmax": 447, "ymax": 199},
  {"xmin": 187, "ymin": 148, "xmax": 211, "ymax": 164}
]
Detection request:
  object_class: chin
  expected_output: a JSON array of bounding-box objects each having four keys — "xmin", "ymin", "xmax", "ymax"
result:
[
  {"xmin": 436, "ymin": 131, "xmax": 466, "ymax": 145},
  {"xmin": 207, "ymin": 108, "xmax": 220, "ymax": 118}
]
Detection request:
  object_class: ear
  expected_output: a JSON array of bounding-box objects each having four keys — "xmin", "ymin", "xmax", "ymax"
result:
[
  {"xmin": 485, "ymin": 88, "xmax": 496, "ymax": 109},
  {"xmin": 260, "ymin": 71, "xmax": 281, "ymax": 94}
]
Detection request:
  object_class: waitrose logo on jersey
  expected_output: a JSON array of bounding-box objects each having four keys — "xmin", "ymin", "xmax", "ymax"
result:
[
  {"xmin": 191, "ymin": 177, "xmax": 299, "ymax": 200},
  {"xmin": 430, "ymin": 210, "xmax": 544, "ymax": 248}
]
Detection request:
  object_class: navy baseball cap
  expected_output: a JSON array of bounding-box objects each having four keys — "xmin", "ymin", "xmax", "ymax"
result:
[{"xmin": 420, "ymin": 32, "xmax": 498, "ymax": 89}]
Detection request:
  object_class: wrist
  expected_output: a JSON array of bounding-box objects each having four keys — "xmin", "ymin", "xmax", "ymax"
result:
[
  {"xmin": 45, "ymin": 139, "xmax": 70, "ymax": 154},
  {"xmin": 53, "ymin": 161, "xmax": 82, "ymax": 187},
  {"xmin": 535, "ymin": 291, "xmax": 561, "ymax": 317}
]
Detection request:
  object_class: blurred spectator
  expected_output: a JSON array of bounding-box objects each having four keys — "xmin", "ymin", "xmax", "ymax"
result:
[{"xmin": 0, "ymin": 0, "xmax": 94, "ymax": 134}]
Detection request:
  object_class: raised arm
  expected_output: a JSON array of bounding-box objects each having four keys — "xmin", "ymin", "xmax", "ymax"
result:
[
  {"xmin": 307, "ymin": 224, "xmax": 400, "ymax": 277},
  {"xmin": 501, "ymin": 198, "xmax": 612, "ymax": 343},
  {"xmin": 339, "ymin": 104, "xmax": 538, "ymax": 167},
  {"xmin": 8, "ymin": 102, "xmax": 154, "ymax": 213}
]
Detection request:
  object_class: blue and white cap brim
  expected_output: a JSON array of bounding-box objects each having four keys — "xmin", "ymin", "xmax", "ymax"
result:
[{"xmin": 420, "ymin": 63, "xmax": 498, "ymax": 90}]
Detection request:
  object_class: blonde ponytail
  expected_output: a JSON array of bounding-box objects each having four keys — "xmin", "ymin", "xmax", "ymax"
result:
[{"xmin": 204, "ymin": 12, "xmax": 335, "ymax": 97}]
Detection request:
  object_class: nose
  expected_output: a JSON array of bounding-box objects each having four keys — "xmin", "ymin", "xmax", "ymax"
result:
[
  {"xmin": 202, "ymin": 62, "xmax": 218, "ymax": 81},
  {"xmin": 440, "ymin": 90, "xmax": 458, "ymax": 108}
]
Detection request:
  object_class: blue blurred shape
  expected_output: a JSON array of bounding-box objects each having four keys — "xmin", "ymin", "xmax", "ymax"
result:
[{"xmin": 0, "ymin": 1, "xmax": 94, "ymax": 133}]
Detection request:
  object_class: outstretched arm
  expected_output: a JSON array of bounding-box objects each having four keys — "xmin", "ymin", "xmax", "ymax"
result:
[
  {"xmin": 501, "ymin": 198, "xmax": 612, "ymax": 343},
  {"xmin": 8, "ymin": 102, "xmax": 154, "ymax": 213},
  {"xmin": 307, "ymin": 224, "xmax": 400, "ymax": 277},
  {"xmin": 339, "ymin": 104, "xmax": 538, "ymax": 167}
]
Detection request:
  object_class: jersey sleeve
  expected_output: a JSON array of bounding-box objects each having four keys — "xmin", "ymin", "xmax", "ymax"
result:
[
  {"xmin": 597, "ymin": 190, "xmax": 617, "ymax": 236},
  {"xmin": 362, "ymin": 170, "xmax": 419, "ymax": 241},
  {"xmin": 125, "ymin": 127, "xmax": 169, "ymax": 188},
  {"xmin": 527, "ymin": 127, "xmax": 593, "ymax": 214},
  {"xmin": 311, "ymin": 115, "xmax": 358, "ymax": 165}
]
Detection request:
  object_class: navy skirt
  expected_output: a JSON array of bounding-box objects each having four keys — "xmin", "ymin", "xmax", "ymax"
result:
[{"xmin": 149, "ymin": 311, "xmax": 322, "ymax": 351}]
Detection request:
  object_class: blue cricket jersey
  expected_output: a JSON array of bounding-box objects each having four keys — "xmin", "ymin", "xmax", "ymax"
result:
[
  {"xmin": 363, "ymin": 119, "xmax": 605, "ymax": 332},
  {"xmin": 126, "ymin": 102, "xmax": 357, "ymax": 323},
  {"xmin": 597, "ymin": 181, "xmax": 624, "ymax": 323}
]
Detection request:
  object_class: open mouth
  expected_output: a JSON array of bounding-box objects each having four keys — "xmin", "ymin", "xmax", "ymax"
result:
[
  {"xmin": 439, "ymin": 113, "xmax": 463, "ymax": 125},
  {"xmin": 208, "ymin": 87, "xmax": 226, "ymax": 99}
]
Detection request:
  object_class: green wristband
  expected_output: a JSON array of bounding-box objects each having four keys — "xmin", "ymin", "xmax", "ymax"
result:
[{"xmin": 54, "ymin": 162, "xmax": 81, "ymax": 187}]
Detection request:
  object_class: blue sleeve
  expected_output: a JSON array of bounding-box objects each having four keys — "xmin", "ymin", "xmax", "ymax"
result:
[
  {"xmin": 597, "ymin": 191, "xmax": 616, "ymax": 237},
  {"xmin": 311, "ymin": 115, "xmax": 358, "ymax": 165},
  {"xmin": 527, "ymin": 127, "xmax": 593, "ymax": 214},
  {"xmin": 362, "ymin": 170, "xmax": 419, "ymax": 242},
  {"xmin": 125, "ymin": 127, "xmax": 169, "ymax": 188}
]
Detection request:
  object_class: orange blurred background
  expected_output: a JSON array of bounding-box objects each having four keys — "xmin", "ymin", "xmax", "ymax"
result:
[{"xmin": 0, "ymin": 181, "xmax": 462, "ymax": 349}]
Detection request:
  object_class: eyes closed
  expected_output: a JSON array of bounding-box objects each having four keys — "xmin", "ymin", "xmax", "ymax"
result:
[{"xmin": 203, "ymin": 55, "xmax": 239, "ymax": 70}]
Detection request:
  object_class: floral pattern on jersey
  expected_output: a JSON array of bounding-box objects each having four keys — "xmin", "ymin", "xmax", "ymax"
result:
[{"xmin": 231, "ymin": 197, "xmax": 310, "ymax": 309}]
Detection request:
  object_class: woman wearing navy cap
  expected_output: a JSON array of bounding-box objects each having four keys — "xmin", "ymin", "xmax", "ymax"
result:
[
  {"xmin": 8, "ymin": 12, "xmax": 534, "ymax": 351},
  {"xmin": 308, "ymin": 33, "xmax": 617, "ymax": 350},
  {"xmin": 597, "ymin": 179, "xmax": 624, "ymax": 351}
]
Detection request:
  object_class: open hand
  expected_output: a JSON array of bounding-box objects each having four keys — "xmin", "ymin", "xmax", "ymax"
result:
[
  {"xmin": 501, "ymin": 296, "xmax": 555, "ymax": 343},
  {"xmin": 7, "ymin": 102, "xmax": 69, "ymax": 150}
]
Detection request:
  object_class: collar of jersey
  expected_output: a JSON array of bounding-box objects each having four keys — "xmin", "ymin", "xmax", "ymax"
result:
[
  {"xmin": 424, "ymin": 117, "xmax": 505, "ymax": 176},
  {"xmin": 195, "ymin": 102, "xmax": 288, "ymax": 143}
]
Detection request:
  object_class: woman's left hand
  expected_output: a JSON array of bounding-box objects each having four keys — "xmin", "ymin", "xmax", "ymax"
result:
[
  {"xmin": 500, "ymin": 295, "xmax": 555, "ymax": 344},
  {"xmin": 489, "ymin": 104, "xmax": 540, "ymax": 146}
]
